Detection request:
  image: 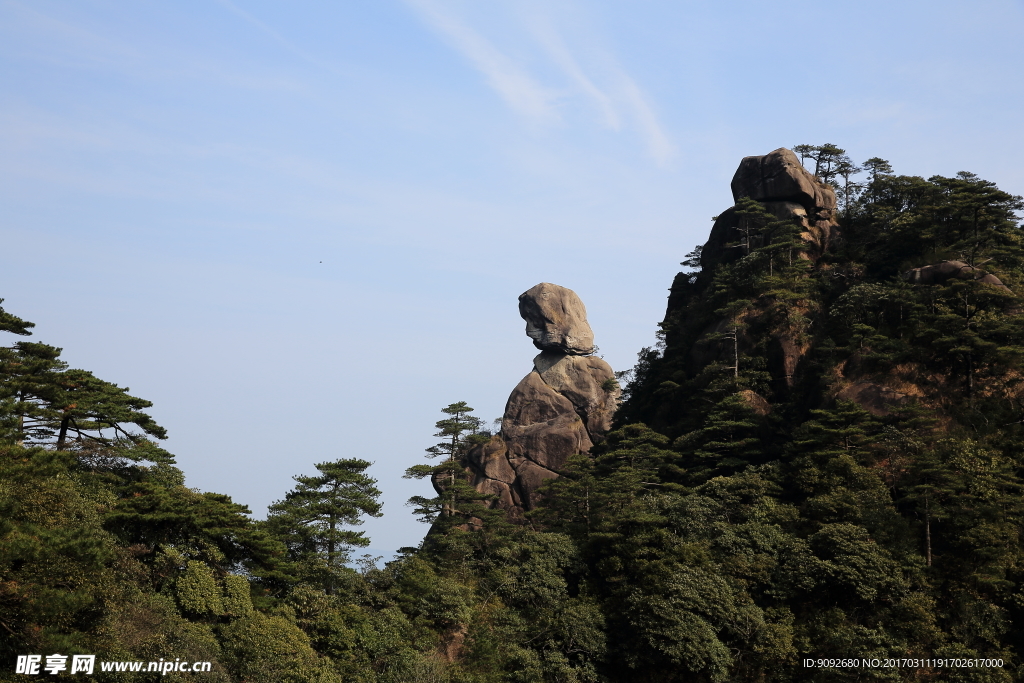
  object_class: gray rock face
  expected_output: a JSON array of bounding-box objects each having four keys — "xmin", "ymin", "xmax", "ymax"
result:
[
  {"xmin": 708, "ymin": 148, "xmax": 840, "ymax": 267},
  {"xmin": 501, "ymin": 370, "xmax": 593, "ymax": 470},
  {"xmin": 463, "ymin": 284, "xmax": 618, "ymax": 517},
  {"xmin": 533, "ymin": 352, "xmax": 617, "ymax": 436},
  {"xmin": 518, "ymin": 283, "xmax": 596, "ymax": 355},
  {"xmin": 732, "ymin": 147, "xmax": 837, "ymax": 211},
  {"xmin": 681, "ymin": 148, "xmax": 840, "ymax": 397}
]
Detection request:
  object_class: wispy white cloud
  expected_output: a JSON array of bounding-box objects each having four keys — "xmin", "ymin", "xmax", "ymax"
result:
[
  {"xmin": 404, "ymin": 0, "xmax": 674, "ymax": 164},
  {"xmin": 614, "ymin": 71, "xmax": 675, "ymax": 165},
  {"xmin": 520, "ymin": 11, "xmax": 619, "ymax": 129},
  {"xmin": 0, "ymin": 1, "xmax": 143, "ymax": 67},
  {"xmin": 404, "ymin": 0, "xmax": 557, "ymax": 121}
]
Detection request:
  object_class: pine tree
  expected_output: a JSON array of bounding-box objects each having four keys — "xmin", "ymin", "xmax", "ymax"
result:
[
  {"xmin": 265, "ymin": 458, "xmax": 382, "ymax": 594},
  {"xmin": 0, "ymin": 299, "xmax": 34, "ymax": 336},
  {"xmin": 784, "ymin": 401, "xmax": 893, "ymax": 529},
  {"xmin": 835, "ymin": 157, "xmax": 863, "ymax": 216},
  {"xmin": 404, "ymin": 402, "xmax": 495, "ymax": 532},
  {"xmin": 0, "ymin": 304, "xmax": 168, "ymax": 459},
  {"xmin": 792, "ymin": 143, "xmax": 851, "ymax": 184},
  {"xmin": 862, "ymin": 157, "xmax": 893, "ymax": 183},
  {"xmin": 674, "ymin": 392, "xmax": 766, "ymax": 482}
]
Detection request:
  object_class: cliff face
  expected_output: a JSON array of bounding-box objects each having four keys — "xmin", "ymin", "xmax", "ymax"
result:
[
  {"xmin": 462, "ymin": 283, "xmax": 618, "ymax": 520},
  {"xmin": 590, "ymin": 150, "xmax": 1024, "ymax": 679},
  {"xmin": 620, "ymin": 146, "xmax": 1024, "ymax": 442},
  {"xmin": 655, "ymin": 148, "xmax": 840, "ymax": 410},
  {"xmin": 418, "ymin": 149, "xmax": 1024, "ymax": 681}
]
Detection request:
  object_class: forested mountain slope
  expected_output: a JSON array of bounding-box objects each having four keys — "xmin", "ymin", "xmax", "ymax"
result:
[
  {"xmin": 604, "ymin": 146, "xmax": 1024, "ymax": 680},
  {"xmin": 2, "ymin": 145, "xmax": 1023, "ymax": 682}
]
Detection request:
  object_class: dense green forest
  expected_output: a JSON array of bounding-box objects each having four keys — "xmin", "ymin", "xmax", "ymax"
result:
[{"xmin": 3, "ymin": 146, "xmax": 1024, "ymax": 681}]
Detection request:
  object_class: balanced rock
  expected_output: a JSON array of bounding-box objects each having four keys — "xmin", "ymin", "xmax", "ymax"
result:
[
  {"xmin": 518, "ymin": 283, "xmax": 595, "ymax": 355},
  {"xmin": 462, "ymin": 284, "xmax": 618, "ymax": 518}
]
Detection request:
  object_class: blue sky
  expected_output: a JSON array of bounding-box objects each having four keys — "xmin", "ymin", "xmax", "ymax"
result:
[{"xmin": 2, "ymin": 0, "xmax": 1023, "ymax": 559}]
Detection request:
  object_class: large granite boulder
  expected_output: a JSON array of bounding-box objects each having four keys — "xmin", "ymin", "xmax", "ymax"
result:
[
  {"xmin": 462, "ymin": 284, "xmax": 618, "ymax": 516},
  {"xmin": 731, "ymin": 147, "xmax": 837, "ymax": 211},
  {"xmin": 500, "ymin": 371, "xmax": 593, "ymax": 470},
  {"xmin": 533, "ymin": 351, "xmax": 617, "ymax": 437},
  {"xmin": 699, "ymin": 149, "xmax": 839, "ymax": 277},
  {"xmin": 904, "ymin": 260, "xmax": 1010, "ymax": 290},
  {"xmin": 518, "ymin": 283, "xmax": 596, "ymax": 355}
]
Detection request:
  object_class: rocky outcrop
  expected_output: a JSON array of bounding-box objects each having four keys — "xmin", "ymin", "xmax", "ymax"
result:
[
  {"xmin": 501, "ymin": 371, "xmax": 593, "ymax": 470},
  {"xmin": 533, "ymin": 352, "xmax": 617, "ymax": 436},
  {"xmin": 665, "ymin": 148, "xmax": 840, "ymax": 395},
  {"xmin": 700, "ymin": 148, "xmax": 838, "ymax": 276},
  {"xmin": 731, "ymin": 148, "xmax": 837, "ymax": 212},
  {"xmin": 519, "ymin": 283, "xmax": 596, "ymax": 355},
  {"xmin": 738, "ymin": 389, "xmax": 772, "ymax": 416},
  {"xmin": 904, "ymin": 260, "xmax": 1010, "ymax": 290},
  {"xmin": 463, "ymin": 284, "xmax": 618, "ymax": 518}
]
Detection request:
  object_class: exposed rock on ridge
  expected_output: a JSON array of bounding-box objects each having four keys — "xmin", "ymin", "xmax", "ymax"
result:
[
  {"xmin": 463, "ymin": 284, "xmax": 618, "ymax": 519},
  {"xmin": 699, "ymin": 148, "xmax": 839, "ymax": 278},
  {"xmin": 835, "ymin": 382, "xmax": 909, "ymax": 416},
  {"xmin": 731, "ymin": 148, "xmax": 837, "ymax": 212},
  {"xmin": 658, "ymin": 147, "xmax": 1016, "ymax": 422},
  {"xmin": 666, "ymin": 148, "xmax": 839, "ymax": 396}
]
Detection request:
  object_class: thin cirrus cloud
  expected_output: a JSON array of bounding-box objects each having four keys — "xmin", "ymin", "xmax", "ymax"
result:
[
  {"xmin": 405, "ymin": 0, "xmax": 675, "ymax": 165},
  {"xmin": 406, "ymin": 0, "xmax": 557, "ymax": 121},
  {"xmin": 517, "ymin": 10, "xmax": 619, "ymax": 129}
]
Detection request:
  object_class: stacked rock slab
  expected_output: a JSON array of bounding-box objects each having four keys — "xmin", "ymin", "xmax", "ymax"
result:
[
  {"xmin": 699, "ymin": 147, "xmax": 838, "ymax": 277},
  {"xmin": 463, "ymin": 283, "xmax": 619, "ymax": 520}
]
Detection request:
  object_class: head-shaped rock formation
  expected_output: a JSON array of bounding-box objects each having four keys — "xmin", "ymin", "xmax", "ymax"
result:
[
  {"xmin": 460, "ymin": 283, "xmax": 617, "ymax": 520},
  {"xmin": 518, "ymin": 283, "xmax": 595, "ymax": 355}
]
